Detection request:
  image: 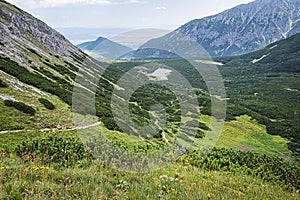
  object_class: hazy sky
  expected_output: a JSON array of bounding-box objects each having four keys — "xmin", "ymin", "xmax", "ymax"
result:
[{"xmin": 7, "ymin": 0, "xmax": 255, "ymax": 29}]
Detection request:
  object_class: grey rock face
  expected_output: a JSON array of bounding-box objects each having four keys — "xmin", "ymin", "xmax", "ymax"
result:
[
  {"xmin": 0, "ymin": 0, "xmax": 84, "ymax": 66},
  {"xmin": 161, "ymin": 0, "xmax": 300, "ymax": 57}
]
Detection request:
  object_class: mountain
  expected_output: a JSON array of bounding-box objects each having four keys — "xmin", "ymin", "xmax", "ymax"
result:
[
  {"xmin": 0, "ymin": 0, "xmax": 105, "ymax": 130},
  {"xmin": 217, "ymin": 32, "xmax": 300, "ymax": 73},
  {"xmin": 178, "ymin": 0, "xmax": 300, "ymax": 57},
  {"xmin": 77, "ymin": 37, "xmax": 132, "ymax": 60},
  {"xmin": 0, "ymin": 1, "xmax": 299, "ymax": 198},
  {"xmin": 216, "ymin": 32, "xmax": 300, "ymax": 157},
  {"xmin": 0, "ymin": 0, "xmax": 84, "ymax": 67},
  {"xmin": 124, "ymin": 0, "xmax": 300, "ymax": 59}
]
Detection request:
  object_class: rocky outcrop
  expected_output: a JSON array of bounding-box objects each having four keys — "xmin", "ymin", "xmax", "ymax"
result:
[
  {"xmin": 0, "ymin": 0, "xmax": 84, "ymax": 66},
  {"xmin": 131, "ymin": 0, "xmax": 300, "ymax": 58}
]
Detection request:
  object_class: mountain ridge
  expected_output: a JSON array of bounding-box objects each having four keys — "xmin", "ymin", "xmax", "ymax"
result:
[
  {"xmin": 176, "ymin": 0, "xmax": 300, "ymax": 56},
  {"xmin": 124, "ymin": 0, "xmax": 300, "ymax": 59},
  {"xmin": 0, "ymin": 0, "xmax": 85, "ymax": 68},
  {"xmin": 77, "ymin": 36, "xmax": 132, "ymax": 60}
]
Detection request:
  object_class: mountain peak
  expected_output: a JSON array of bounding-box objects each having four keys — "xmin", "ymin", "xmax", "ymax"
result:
[
  {"xmin": 0, "ymin": 0, "xmax": 83, "ymax": 66},
  {"xmin": 172, "ymin": 0, "xmax": 300, "ymax": 57},
  {"xmin": 77, "ymin": 37, "xmax": 132, "ymax": 60},
  {"xmin": 95, "ymin": 36, "xmax": 107, "ymax": 43}
]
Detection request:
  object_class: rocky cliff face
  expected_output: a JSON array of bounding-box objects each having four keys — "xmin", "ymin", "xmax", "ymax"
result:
[
  {"xmin": 0, "ymin": 0, "xmax": 83, "ymax": 66},
  {"xmin": 178, "ymin": 0, "xmax": 300, "ymax": 56},
  {"xmin": 140, "ymin": 0, "xmax": 300, "ymax": 57}
]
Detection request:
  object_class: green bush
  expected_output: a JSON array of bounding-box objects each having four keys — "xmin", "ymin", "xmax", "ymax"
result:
[
  {"xmin": 180, "ymin": 148, "xmax": 300, "ymax": 190},
  {"xmin": 0, "ymin": 79, "xmax": 8, "ymax": 87},
  {"xmin": 4, "ymin": 100, "xmax": 36, "ymax": 115},
  {"xmin": 16, "ymin": 133, "xmax": 92, "ymax": 167},
  {"xmin": 38, "ymin": 98, "xmax": 55, "ymax": 110},
  {"xmin": 0, "ymin": 56, "xmax": 72, "ymax": 105}
]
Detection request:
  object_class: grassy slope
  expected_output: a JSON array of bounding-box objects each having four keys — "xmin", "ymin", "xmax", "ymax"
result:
[
  {"xmin": 0, "ymin": 114, "xmax": 292, "ymax": 158},
  {"xmin": 216, "ymin": 115, "xmax": 291, "ymax": 158},
  {"xmin": 0, "ymin": 118, "xmax": 298, "ymax": 199},
  {"xmin": 0, "ymin": 71, "xmax": 98, "ymax": 131},
  {"xmin": 184, "ymin": 114, "xmax": 292, "ymax": 159},
  {"xmin": 0, "ymin": 157, "xmax": 299, "ymax": 200}
]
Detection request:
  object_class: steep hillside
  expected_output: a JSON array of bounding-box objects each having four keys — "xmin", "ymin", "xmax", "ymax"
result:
[
  {"xmin": 177, "ymin": 0, "xmax": 300, "ymax": 56},
  {"xmin": 0, "ymin": 0, "xmax": 83, "ymax": 66},
  {"xmin": 77, "ymin": 37, "xmax": 132, "ymax": 60},
  {"xmin": 126, "ymin": 0, "xmax": 300, "ymax": 59},
  {"xmin": 216, "ymin": 32, "xmax": 300, "ymax": 73},
  {"xmin": 0, "ymin": 0, "xmax": 102, "ymax": 130},
  {"xmin": 215, "ymin": 33, "xmax": 300, "ymax": 157}
]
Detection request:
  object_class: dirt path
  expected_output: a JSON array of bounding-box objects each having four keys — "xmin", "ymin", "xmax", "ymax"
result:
[{"xmin": 0, "ymin": 122, "xmax": 101, "ymax": 135}]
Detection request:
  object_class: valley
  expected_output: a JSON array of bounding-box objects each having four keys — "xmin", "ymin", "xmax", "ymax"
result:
[{"xmin": 0, "ymin": 0, "xmax": 299, "ymax": 199}]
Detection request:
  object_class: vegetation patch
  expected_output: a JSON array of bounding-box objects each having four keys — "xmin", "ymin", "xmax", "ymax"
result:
[
  {"xmin": 0, "ymin": 79, "xmax": 8, "ymax": 87},
  {"xmin": 38, "ymin": 98, "xmax": 55, "ymax": 110},
  {"xmin": 4, "ymin": 100, "xmax": 35, "ymax": 115},
  {"xmin": 16, "ymin": 133, "xmax": 92, "ymax": 167},
  {"xmin": 180, "ymin": 147, "xmax": 300, "ymax": 190},
  {"xmin": 0, "ymin": 56, "xmax": 72, "ymax": 104}
]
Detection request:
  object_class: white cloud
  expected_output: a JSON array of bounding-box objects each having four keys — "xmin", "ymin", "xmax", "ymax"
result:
[
  {"xmin": 155, "ymin": 6, "xmax": 167, "ymax": 10},
  {"xmin": 6, "ymin": 0, "xmax": 145, "ymax": 8}
]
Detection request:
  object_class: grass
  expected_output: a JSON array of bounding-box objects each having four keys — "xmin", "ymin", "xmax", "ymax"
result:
[
  {"xmin": 0, "ymin": 70, "xmax": 98, "ymax": 131},
  {"xmin": 199, "ymin": 115, "xmax": 292, "ymax": 159},
  {"xmin": 0, "ymin": 100, "xmax": 36, "ymax": 131},
  {"xmin": 0, "ymin": 121, "xmax": 299, "ymax": 199},
  {"xmin": 0, "ymin": 155, "xmax": 299, "ymax": 200}
]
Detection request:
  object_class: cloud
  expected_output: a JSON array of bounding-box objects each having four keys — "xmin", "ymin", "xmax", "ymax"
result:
[
  {"xmin": 6, "ymin": 0, "xmax": 145, "ymax": 8},
  {"xmin": 155, "ymin": 6, "xmax": 167, "ymax": 10}
]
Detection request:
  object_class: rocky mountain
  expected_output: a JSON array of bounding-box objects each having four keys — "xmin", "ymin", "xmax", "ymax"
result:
[
  {"xmin": 125, "ymin": 0, "xmax": 300, "ymax": 59},
  {"xmin": 216, "ymin": 32, "xmax": 300, "ymax": 73},
  {"xmin": 0, "ymin": 0, "xmax": 105, "ymax": 130},
  {"xmin": 77, "ymin": 37, "xmax": 132, "ymax": 60},
  {"xmin": 0, "ymin": 0, "xmax": 85, "ymax": 67}
]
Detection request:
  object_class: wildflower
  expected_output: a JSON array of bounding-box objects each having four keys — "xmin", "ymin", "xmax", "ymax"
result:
[
  {"xmin": 207, "ymin": 193, "xmax": 212, "ymax": 199},
  {"xmin": 0, "ymin": 166, "xmax": 5, "ymax": 170},
  {"xmin": 296, "ymin": 190, "xmax": 299, "ymax": 193},
  {"xmin": 159, "ymin": 175, "xmax": 168, "ymax": 179}
]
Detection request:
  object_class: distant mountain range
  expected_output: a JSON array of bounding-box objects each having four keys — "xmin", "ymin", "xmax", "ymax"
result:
[
  {"xmin": 77, "ymin": 37, "xmax": 132, "ymax": 60},
  {"xmin": 123, "ymin": 0, "xmax": 300, "ymax": 59}
]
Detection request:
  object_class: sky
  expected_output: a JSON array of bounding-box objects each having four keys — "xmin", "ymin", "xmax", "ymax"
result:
[
  {"xmin": 7, "ymin": 0, "xmax": 255, "ymax": 30},
  {"xmin": 6, "ymin": 0, "xmax": 255, "ymax": 44}
]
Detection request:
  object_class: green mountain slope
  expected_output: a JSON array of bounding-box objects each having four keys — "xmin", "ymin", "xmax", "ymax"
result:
[
  {"xmin": 217, "ymin": 32, "xmax": 300, "ymax": 73},
  {"xmin": 215, "ymin": 33, "xmax": 300, "ymax": 157},
  {"xmin": 0, "ymin": 1, "xmax": 299, "ymax": 198},
  {"xmin": 0, "ymin": 0, "xmax": 103, "ymax": 130}
]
